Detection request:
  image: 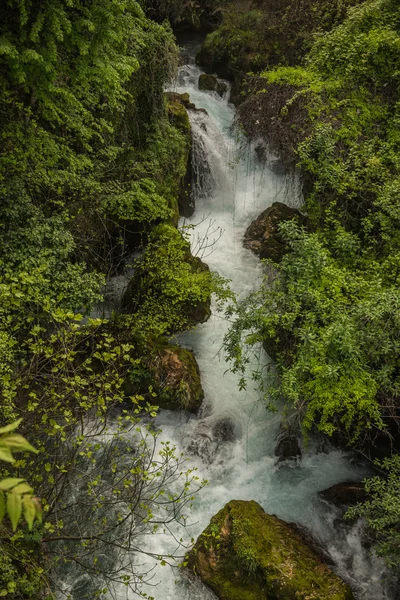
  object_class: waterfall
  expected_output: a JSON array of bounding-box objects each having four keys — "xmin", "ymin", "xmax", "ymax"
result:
[
  {"xmin": 134, "ymin": 47, "xmax": 392, "ymax": 600},
  {"xmin": 58, "ymin": 42, "xmax": 393, "ymax": 600}
]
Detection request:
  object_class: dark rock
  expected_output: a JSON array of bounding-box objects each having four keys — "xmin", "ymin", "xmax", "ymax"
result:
[
  {"xmin": 319, "ymin": 481, "xmax": 368, "ymax": 508},
  {"xmin": 187, "ymin": 499, "xmax": 354, "ymax": 600},
  {"xmin": 213, "ymin": 418, "xmax": 236, "ymax": 442},
  {"xmin": 216, "ymin": 81, "xmax": 228, "ymax": 97},
  {"xmin": 199, "ymin": 73, "xmax": 219, "ymax": 91},
  {"xmin": 244, "ymin": 201, "xmax": 306, "ymax": 263},
  {"xmin": 275, "ymin": 424, "xmax": 301, "ymax": 462},
  {"xmin": 198, "ymin": 74, "xmax": 228, "ymax": 98}
]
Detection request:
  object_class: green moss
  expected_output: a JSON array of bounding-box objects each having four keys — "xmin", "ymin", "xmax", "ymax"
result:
[
  {"xmin": 120, "ymin": 224, "xmax": 214, "ymax": 336},
  {"xmin": 189, "ymin": 500, "xmax": 354, "ymax": 600},
  {"xmin": 151, "ymin": 345, "xmax": 204, "ymax": 411},
  {"xmin": 166, "ymin": 95, "xmax": 191, "ymax": 133}
]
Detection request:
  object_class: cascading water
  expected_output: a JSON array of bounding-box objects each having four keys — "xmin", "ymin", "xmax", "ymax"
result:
[
  {"xmin": 58, "ymin": 41, "xmax": 394, "ymax": 600},
  {"xmin": 132, "ymin": 42, "xmax": 394, "ymax": 600}
]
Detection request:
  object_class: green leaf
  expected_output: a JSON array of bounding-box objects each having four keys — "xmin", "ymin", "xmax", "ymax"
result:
[
  {"xmin": 1, "ymin": 434, "xmax": 38, "ymax": 454},
  {"xmin": 11, "ymin": 482, "xmax": 33, "ymax": 495},
  {"xmin": 7, "ymin": 491, "xmax": 22, "ymax": 531},
  {"xmin": 0, "ymin": 419, "xmax": 22, "ymax": 435},
  {"xmin": 0, "ymin": 446, "xmax": 15, "ymax": 463},
  {"xmin": 0, "ymin": 478, "xmax": 26, "ymax": 491},
  {"xmin": 23, "ymin": 496, "xmax": 36, "ymax": 530}
]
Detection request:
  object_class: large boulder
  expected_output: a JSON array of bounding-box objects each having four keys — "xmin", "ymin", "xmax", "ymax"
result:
[
  {"xmin": 120, "ymin": 225, "xmax": 212, "ymax": 334},
  {"xmin": 198, "ymin": 74, "xmax": 228, "ymax": 97},
  {"xmin": 199, "ymin": 73, "xmax": 218, "ymax": 91},
  {"xmin": 149, "ymin": 345, "xmax": 204, "ymax": 412},
  {"xmin": 188, "ymin": 500, "xmax": 354, "ymax": 600},
  {"xmin": 244, "ymin": 202, "xmax": 305, "ymax": 263},
  {"xmin": 123, "ymin": 341, "xmax": 204, "ymax": 413}
]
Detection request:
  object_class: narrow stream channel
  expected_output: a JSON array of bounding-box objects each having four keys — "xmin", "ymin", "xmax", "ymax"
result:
[
  {"xmin": 58, "ymin": 40, "xmax": 393, "ymax": 600},
  {"xmin": 132, "ymin": 41, "xmax": 393, "ymax": 600}
]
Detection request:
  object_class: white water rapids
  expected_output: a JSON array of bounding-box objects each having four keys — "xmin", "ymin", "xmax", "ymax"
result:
[
  {"xmin": 59, "ymin": 40, "xmax": 394, "ymax": 600},
  {"xmin": 131, "ymin": 43, "xmax": 393, "ymax": 600}
]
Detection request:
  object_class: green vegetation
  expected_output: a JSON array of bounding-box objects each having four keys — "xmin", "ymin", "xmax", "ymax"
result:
[
  {"xmin": 196, "ymin": 0, "xmax": 363, "ymax": 89},
  {"xmin": 122, "ymin": 224, "xmax": 230, "ymax": 336},
  {"xmin": 346, "ymin": 455, "xmax": 400, "ymax": 569},
  {"xmin": 223, "ymin": 0, "xmax": 400, "ymax": 571},
  {"xmin": 0, "ymin": 1, "xmax": 224, "ymax": 597}
]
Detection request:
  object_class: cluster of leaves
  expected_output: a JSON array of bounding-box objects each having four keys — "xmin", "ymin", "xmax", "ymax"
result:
[{"xmin": 0, "ymin": 420, "xmax": 41, "ymax": 532}]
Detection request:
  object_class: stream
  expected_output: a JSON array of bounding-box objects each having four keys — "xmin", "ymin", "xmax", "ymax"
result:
[
  {"xmin": 60, "ymin": 40, "xmax": 393, "ymax": 600},
  {"xmin": 132, "ymin": 41, "xmax": 393, "ymax": 600}
]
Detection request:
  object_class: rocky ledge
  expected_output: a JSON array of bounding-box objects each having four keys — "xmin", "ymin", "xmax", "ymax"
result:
[{"xmin": 187, "ymin": 499, "xmax": 354, "ymax": 600}]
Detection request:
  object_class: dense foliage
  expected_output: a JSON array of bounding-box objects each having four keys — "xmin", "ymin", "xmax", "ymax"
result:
[
  {"xmin": 0, "ymin": 1, "xmax": 221, "ymax": 597},
  {"xmin": 221, "ymin": 0, "xmax": 400, "ymax": 570},
  {"xmin": 196, "ymin": 0, "xmax": 363, "ymax": 84}
]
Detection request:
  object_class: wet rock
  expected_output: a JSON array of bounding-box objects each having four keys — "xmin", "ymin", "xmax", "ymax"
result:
[
  {"xmin": 166, "ymin": 90, "xmax": 196, "ymax": 110},
  {"xmin": 198, "ymin": 74, "xmax": 228, "ymax": 98},
  {"xmin": 184, "ymin": 422, "xmax": 215, "ymax": 463},
  {"xmin": 319, "ymin": 481, "xmax": 368, "ymax": 508},
  {"xmin": 199, "ymin": 73, "xmax": 218, "ymax": 91},
  {"xmin": 213, "ymin": 418, "xmax": 236, "ymax": 443},
  {"xmin": 274, "ymin": 424, "xmax": 301, "ymax": 462},
  {"xmin": 149, "ymin": 346, "xmax": 204, "ymax": 412},
  {"xmin": 184, "ymin": 417, "xmax": 236, "ymax": 463},
  {"xmin": 187, "ymin": 499, "xmax": 354, "ymax": 600},
  {"xmin": 244, "ymin": 201, "xmax": 306, "ymax": 263}
]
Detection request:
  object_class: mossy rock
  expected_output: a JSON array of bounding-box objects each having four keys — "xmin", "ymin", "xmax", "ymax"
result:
[
  {"xmin": 149, "ymin": 345, "xmax": 204, "ymax": 411},
  {"xmin": 166, "ymin": 91, "xmax": 196, "ymax": 113},
  {"xmin": 187, "ymin": 500, "xmax": 354, "ymax": 600},
  {"xmin": 120, "ymin": 224, "xmax": 212, "ymax": 335},
  {"xmin": 199, "ymin": 73, "xmax": 218, "ymax": 91},
  {"xmin": 244, "ymin": 202, "xmax": 306, "ymax": 263}
]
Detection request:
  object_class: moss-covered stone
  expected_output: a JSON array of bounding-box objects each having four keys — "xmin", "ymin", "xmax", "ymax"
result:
[
  {"xmin": 120, "ymin": 224, "xmax": 212, "ymax": 335},
  {"xmin": 199, "ymin": 73, "xmax": 219, "ymax": 91},
  {"xmin": 148, "ymin": 345, "xmax": 204, "ymax": 411},
  {"xmin": 188, "ymin": 500, "xmax": 354, "ymax": 600},
  {"xmin": 119, "ymin": 333, "xmax": 204, "ymax": 411}
]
